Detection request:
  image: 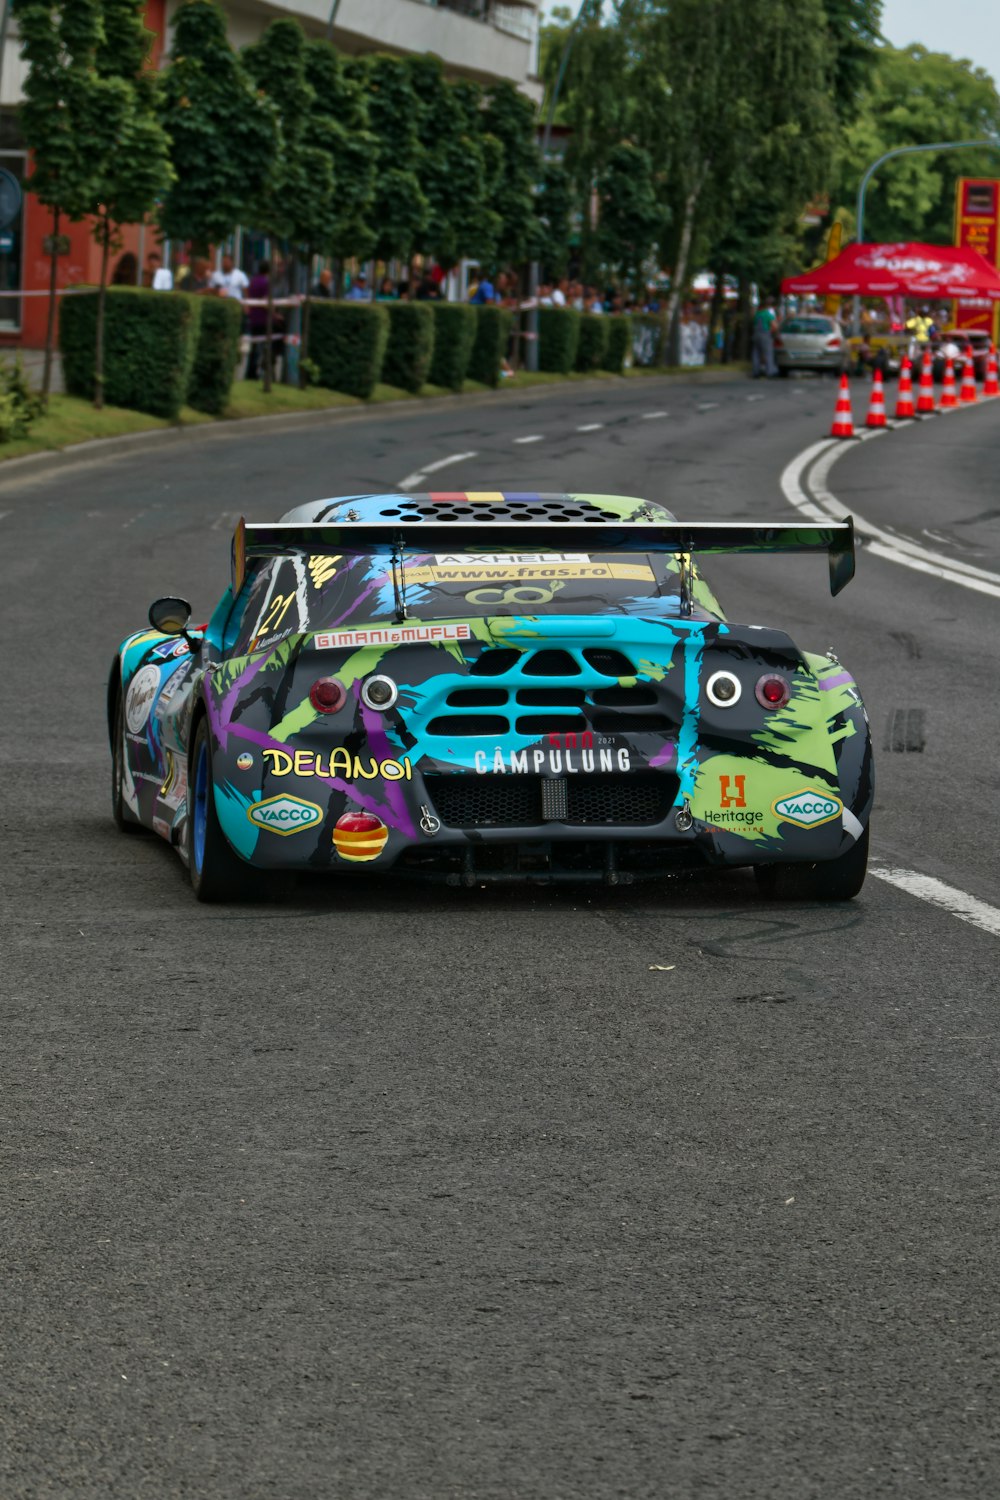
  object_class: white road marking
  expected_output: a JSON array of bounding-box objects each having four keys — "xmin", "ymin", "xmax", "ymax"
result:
[
  {"xmin": 210, "ymin": 510, "xmax": 239, "ymax": 531},
  {"xmin": 746, "ymin": 395, "xmax": 765, "ymax": 402},
  {"xmin": 870, "ymin": 867, "xmax": 1000, "ymax": 940},
  {"xmin": 514, "ymin": 434, "xmax": 544, "ymax": 444},
  {"xmin": 576, "ymin": 422, "xmax": 604, "ymax": 432},
  {"xmin": 641, "ymin": 410, "xmax": 669, "ymax": 419},
  {"xmin": 399, "ymin": 450, "xmax": 477, "ymax": 491},
  {"xmin": 779, "ymin": 429, "xmax": 1000, "ymax": 601},
  {"xmin": 697, "ymin": 401, "xmax": 719, "ymax": 411}
]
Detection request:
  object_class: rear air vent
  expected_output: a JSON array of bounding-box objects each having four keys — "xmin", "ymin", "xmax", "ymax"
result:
[
  {"xmin": 470, "ymin": 649, "xmax": 521, "ymax": 677},
  {"xmin": 591, "ymin": 684, "xmax": 659, "ymax": 707},
  {"xmin": 515, "ymin": 714, "xmax": 588, "ymax": 736},
  {"xmin": 521, "ymin": 650, "xmax": 581, "ymax": 677},
  {"xmin": 446, "ymin": 688, "xmax": 508, "ymax": 707},
  {"xmin": 427, "ymin": 715, "xmax": 510, "ymax": 736},
  {"xmin": 583, "ymin": 648, "xmax": 635, "ymax": 677},
  {"xmin": 515, "ymin": 688, "xmax": 586, "ymax": 707}
]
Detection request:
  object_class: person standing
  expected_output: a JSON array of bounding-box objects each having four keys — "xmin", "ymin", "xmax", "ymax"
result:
[
  {"xmin": 210, "ymin": 253, "xmax": 249, "ymax": 303},
  {"xmin": 146, "ymin": 251, "xmax": 172, "ymax": 291},
  {"xmin": 752, "ymin": 297, "xmax": 779, "ymax": 378}
]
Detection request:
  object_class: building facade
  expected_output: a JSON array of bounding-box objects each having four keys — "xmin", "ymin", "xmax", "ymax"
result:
[{"xmin": 0, "ymin": 0, "xmax": 541, "ymax": 350}]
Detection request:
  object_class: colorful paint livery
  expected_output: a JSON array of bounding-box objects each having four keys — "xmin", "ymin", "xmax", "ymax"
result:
[{"xmin": 108, "ymin": 492, "xmax": 872, "ymax": 902}]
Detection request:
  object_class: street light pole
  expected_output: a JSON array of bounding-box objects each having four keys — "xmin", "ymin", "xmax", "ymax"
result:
[
  {"xmin": 853, "ymin": 137, "xmax": 1000, "ymax": 334},
  {"xmin": 325, "ymin": 0, "xmax": 341, "ymax": 42},
  {"xmin": 527, "ymin": 0, "xmax": 600, "ymax": 373}
]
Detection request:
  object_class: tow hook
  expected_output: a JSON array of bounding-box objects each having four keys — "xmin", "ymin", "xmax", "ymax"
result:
[{"xmin": 419, "ymin": 804, "xmax": 441, "ymax": 836}]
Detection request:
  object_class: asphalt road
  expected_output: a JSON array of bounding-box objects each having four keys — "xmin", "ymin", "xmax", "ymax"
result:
[{"xmin": 1, "ymin": 374, "xmax": 998, "ymax": 1499}]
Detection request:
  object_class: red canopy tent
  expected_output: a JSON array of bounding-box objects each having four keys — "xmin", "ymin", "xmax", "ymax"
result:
[{"xmin": 782, "ymin": 242, "xmax": 1000, "ymax": 301}]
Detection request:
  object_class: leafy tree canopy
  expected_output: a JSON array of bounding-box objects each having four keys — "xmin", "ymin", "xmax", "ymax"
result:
[{"xmin": 158, "ymin": 0, "xmax": 278, "ymax": 253}]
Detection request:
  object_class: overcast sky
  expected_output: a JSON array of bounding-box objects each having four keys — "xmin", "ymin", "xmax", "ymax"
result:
[{"xmin": 540, "ymin": 1, "xmax": 1000, "ymax": 88}]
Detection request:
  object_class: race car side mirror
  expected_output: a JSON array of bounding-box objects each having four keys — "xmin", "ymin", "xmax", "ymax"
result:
[{"xmin": 148, "ymin": 596, "xmax": 192, "ymax": 635}]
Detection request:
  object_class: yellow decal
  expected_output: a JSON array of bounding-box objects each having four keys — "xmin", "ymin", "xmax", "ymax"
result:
[
  {"xmin": 263, "ymin": 748, "xmax": 413, "ymax": 781},
  {"xmin": 308, "ymin": 555, "xmax": 341, "ymax": 589}
]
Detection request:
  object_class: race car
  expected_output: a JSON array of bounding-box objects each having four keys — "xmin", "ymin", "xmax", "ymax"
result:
[{"xmin": 109, "ymin": 492, "xmax": 872, "ymax": 902}]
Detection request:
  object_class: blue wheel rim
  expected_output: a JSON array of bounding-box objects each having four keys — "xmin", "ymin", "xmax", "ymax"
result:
[{"xmin": 192, "ymin": 740, "xmax": 209, "ymax": 875}]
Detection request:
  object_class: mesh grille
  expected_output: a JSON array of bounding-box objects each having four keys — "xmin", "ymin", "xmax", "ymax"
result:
[{"xmin": 426, "ymin": 773, "xmax": 677, "ymax": 829}]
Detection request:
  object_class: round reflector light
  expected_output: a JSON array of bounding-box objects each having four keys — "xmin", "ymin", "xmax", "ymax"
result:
[
  {"xmin": 755, "ymin": 673, "xmax": 791, "ymax": 710},
  {"xmin": 361, "ymin": 674, "xmax": 398, "ymax": 711},
  {"xmin": 706, "ymin": 670, "xmax": 741, "ymax": 708},
  {"xmin": 309, "ymin": 677, "xmax": 346, "ymax": 714}
]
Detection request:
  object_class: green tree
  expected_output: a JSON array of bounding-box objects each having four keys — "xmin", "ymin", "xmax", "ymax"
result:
[
  {"xmin": 832, "ymin": 45, "xmax": 1000, "ymax": 243},
  {"xmin": 304, "ymin": 40, "xmax": 376, "ymax": 269},
  {"xmin": 350, "ymin": 54, "xmax": 428, "ymax": 265},
  {"xmin": 91, "ymin": 0, "xmax": 173, "ymax": 409},
  {"xmin": 483, "ymin": 81, "xmax": 540, "ymax": 272},
  {"xmin": 244, "ymin": 17, "xmax": 331, "ymax": 390},
  {"xmin": 158, "ymin": 0, "xmax": 277, "ymax": 254},
  {"xmin": 409, "ymin": 60, "xmax": 500, "ymax": 270},
  {"xmin": 595, "ymin": 143, "xmax": 662, "ymax": 289},
  {"xmin": 535, "ymin": 160, "xmax": 573, "ymax": 279},
  {"xmin": 10, "ymin": 0, "xmax": 110, "ymax": 394}
]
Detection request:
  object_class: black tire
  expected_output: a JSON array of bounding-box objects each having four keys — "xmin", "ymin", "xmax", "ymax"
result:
[
  {"xmin": 755, "ymin": 822, "xmax": 869, "ymax": 902},
  {"xmin": 186, "ymin": 717, "xmax": 260, "ymax": 903},
  {"xmin": 111, "ymin": 685, "xmax": 147, "ymax": 834}
]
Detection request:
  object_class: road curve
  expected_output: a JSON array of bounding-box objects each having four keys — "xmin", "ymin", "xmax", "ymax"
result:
[{"xmin": 1, "ymin": 375, "xmax": 997, "ymax": 1500}]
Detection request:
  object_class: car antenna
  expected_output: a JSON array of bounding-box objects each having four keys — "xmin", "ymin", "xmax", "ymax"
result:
[
  {"xmin": 390, "ymin": 533, "xmax": 408, "ymax": 621},
  {"xmin": 678, "ymin": 546, "xmax": 694, "ymax": 616}
]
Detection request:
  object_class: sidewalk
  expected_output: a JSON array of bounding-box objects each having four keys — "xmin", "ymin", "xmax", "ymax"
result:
[{"xmin": 12, "ymin": 347, "xmax": 65, "ymax": 394}]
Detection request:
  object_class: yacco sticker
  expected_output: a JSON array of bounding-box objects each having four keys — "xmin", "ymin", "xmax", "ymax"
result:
[
  {"xmin": 475, "ymin": 746, "xmax": 631, "ymax": 775},
  {"xmin": 314, "ymin": 624, "xmax": 471, "ymax": 650},
  {"xmin": 773, "ymin": 788, "xmax": 843, "ymax": 828},
  {"xmin": 125, "ymin": 665, "xmax": 161, "ymax": 734},
  {"xmin": 247, "ymin": 795, "xmax": 324, "ymax": 835},
  {"xmin": 333, "ymin": 811, "xmax": 388, "ymax": 863},
  {"xmin": 262, "ymin": 748, "xmax": 413, "ymax": 781}
]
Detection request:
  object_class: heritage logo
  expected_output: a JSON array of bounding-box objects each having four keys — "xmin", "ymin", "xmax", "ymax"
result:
[
  {"xmin": 246, "ymin": 795, "xmax": 323, "ymax": 836},
  {"xmin": 773, "ymin": 788, "xmax": 843, "ymax": 828}
]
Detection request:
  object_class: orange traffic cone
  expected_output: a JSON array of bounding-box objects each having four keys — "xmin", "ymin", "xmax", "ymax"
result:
[
  {"xmin": 984, "ymin": 344, "xmax": 999, "ymax": 397},
  {"xmin": 960, "ymin": 347, "xmax": 978, "ymax": 403},
  {"xmin": 894, "ymin": 356, "xmax": 915, "ymax": 419},
  {"xmin": 916, "ymin": 348, "xmax": 935, "ymax": 413},
  {"xmin": 940, "ymin": 357, "xmax": 958, "ymax": 409},
  {"xmin": 865, "ymin": 368, "xmax": 887, "ymax": 428},
  {"xmin": 830, "ymin": 372, "xmax": 855, "ymax": 438}
]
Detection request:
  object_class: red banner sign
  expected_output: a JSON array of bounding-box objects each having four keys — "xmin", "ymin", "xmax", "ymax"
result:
[{"xmin": 954, "ymin": 178, "xmax": 999, "ymax": 339}]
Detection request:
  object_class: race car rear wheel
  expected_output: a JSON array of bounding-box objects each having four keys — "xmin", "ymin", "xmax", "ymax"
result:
[
  {"xmin": 187, "ymin": 717, "xmax": 259, "ymax": 903},
  {"xmin": 755, "ymin": 822, "xmax": 869, "ymax": 902},
  {"xmin": 111, "ymin": 685, "xmax": 147, "ymax": 835}
]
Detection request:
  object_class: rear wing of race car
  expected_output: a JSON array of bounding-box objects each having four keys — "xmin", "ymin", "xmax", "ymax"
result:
[{"xmin": 232, "ymin": 516, "xmax": 855, "ymax": 602}]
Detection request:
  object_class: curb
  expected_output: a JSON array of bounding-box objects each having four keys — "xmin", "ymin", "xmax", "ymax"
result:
[{"xmin": 0, "ymin": 365, "xmax": 750, "ymax": 488}]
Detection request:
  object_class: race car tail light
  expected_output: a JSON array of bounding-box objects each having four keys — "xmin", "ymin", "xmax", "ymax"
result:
[
  {"xmin": 705, "ymin": 669, "xmax": 742, "ymax": 708},
  {"xmin": 826, "ymin": 337, "xmax": 842, "ymax": 348},
  {"xmin": 361, "ymin": 674, "xmax": 398, "ymax": 711},
  {"xmin": 755, "ymin": 672, "xmax": 791, "ymax": 710},
  {"xmin": 309, "ymin": 677, "xmax": 346, "ymax": 714}
]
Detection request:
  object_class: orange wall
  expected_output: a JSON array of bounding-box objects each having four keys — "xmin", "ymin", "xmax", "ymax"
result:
[{"xmin": 2, "ymin": 0, "xmax": 167, "ymax": 349}]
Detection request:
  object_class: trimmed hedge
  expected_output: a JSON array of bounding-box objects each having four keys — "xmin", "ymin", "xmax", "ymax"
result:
[
  {"xmin": 602, "ymin": 315, "xmax": 632, "ymax": 374},
  {"xmin": 630, "ymin": 312, "xmax": 667, "ymax": 368},
  {"xmin": 188, "ymin": 295, "xmax": 243, "ymax": 414},
  {"xmin": 575, "ymin": 313, "xmax": 609, "ymax": 372},
  {"xmin": 539, "ymin": 307, "xmax": 581, "ymax": 374},
  {"xmin": 60, "ymin": 287, "xmax": 201, "ymax": 419},
  {"xmin": 381, "ymin": 302, "xmax": 435, "ymax": 393},
  {"xmin": 429, "ymin": 302, "xmax": 477, "ymax": 391},
  {"xmin": 467, "ymin": 304, "xmax": 507, "ymax": 387},
  {"xmin": 306, "ymin": 301, "xmax": 388, "ymax": 399}
]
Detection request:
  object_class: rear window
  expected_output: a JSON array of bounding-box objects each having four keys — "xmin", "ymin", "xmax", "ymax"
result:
[
  {"xmin": 781, "ymin": 318, "xmax": 835, "ymax": 334},
  {"xmin": 231, "ymin": 548, "xmax": 693, "ymax": 655}
]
